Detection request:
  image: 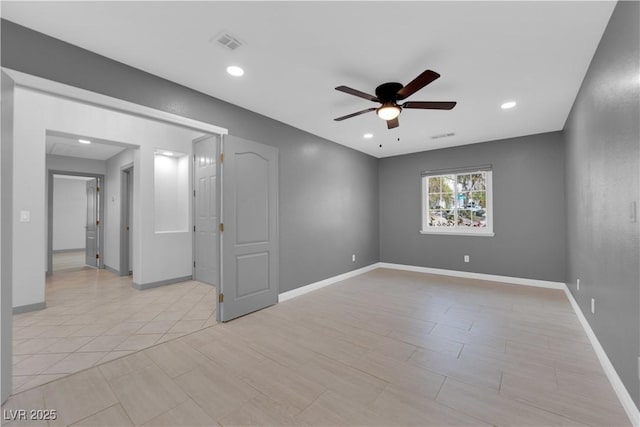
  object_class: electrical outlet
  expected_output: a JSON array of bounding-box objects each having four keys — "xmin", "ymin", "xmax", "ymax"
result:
[
  {"xmin": 352, "ymin": 254, "xmax": 356, "ymax": 262},
  {"xmin": 19, "ymin": 211, "xmax": 30, "ymax": 222},
  {"xmin": 591, "ymin": 298, "xmax": 595, "ymax": 314},
  {"xmin": 577, "ymin": 279, "xmax": 580, "ymax": 291},
  {"xmin": 464, "ymin": 255, "xmax": 469, "ymax": 263}
]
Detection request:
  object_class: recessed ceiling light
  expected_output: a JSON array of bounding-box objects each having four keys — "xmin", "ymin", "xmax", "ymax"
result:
[
  {"xmin": 226, "ymin": 65, "xmax": 244, "ymax": 77},
  {"xmin": 78, "ymin": 139, "xmax": 91, "ymax": 144},
  {"xmin": 162, "ymin": 151, "xmax": 174, "ymax": 156},
  {"xmin": 501, "ymin": 101, "xmax": 517, "ymax": 109},
  {"xmin": 363, "ymin": 133, "xmax": 373, "ymax": 139}
]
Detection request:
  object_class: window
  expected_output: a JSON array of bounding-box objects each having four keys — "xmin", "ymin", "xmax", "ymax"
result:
[{"xmin": 421, "ymin": 167, "xmax": 494, "ymax": 236}]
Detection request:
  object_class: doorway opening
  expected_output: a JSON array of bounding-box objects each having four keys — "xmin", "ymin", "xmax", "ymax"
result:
[
  {"xmin": 48, "ymin": 171, "xmax": 104, "ymax": 275},
  {"xmin": 120, "ymin": 165, "xmax": 134, "ymax": 276}
]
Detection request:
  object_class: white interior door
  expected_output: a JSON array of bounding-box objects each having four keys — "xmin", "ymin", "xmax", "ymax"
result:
[
  {"xmin": 85, "ymin": 178, "xmax": 98, "ymax": 267},
  {"xmin": 194, "ymin": 135, "xmax": 219, "ymax": 285},
  {"xmin": 219, "ymin": 136, "xmax": 278, "ymax": 322}
]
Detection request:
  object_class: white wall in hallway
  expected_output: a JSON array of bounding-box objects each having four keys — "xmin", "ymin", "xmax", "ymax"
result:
[
  {"xmin": 52, "ymin": 176, "xmax": 87, "ymax": 251},
  {"xmin": 12, "ymin": 87, "xmax": 204, "ymax": 308}
]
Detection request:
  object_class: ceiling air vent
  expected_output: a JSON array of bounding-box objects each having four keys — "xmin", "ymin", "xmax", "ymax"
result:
[
  {"xmin": 212, "ymin": 31, "xmax": 245, "ymax": 51},
  {"xmin": 430, "ymin": 132, "xmax": 455, "ymax": 140}
]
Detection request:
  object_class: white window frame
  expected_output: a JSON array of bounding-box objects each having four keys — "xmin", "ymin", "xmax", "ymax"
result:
[{"xmin": 420, "ymin": 168, "xmax": 494, "ymax": 237}]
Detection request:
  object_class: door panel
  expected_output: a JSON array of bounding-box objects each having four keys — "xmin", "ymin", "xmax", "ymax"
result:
[
  {"xmin": 194, "ymin": 135, "xmax": 218, "ymax": 285},
  {"xmin": 220, "ymin": 136, "xmax": 278, "ymax": 322},
  {"xmin": 85, "ymin": 178, "xmax": 98, "ymax": 267}
]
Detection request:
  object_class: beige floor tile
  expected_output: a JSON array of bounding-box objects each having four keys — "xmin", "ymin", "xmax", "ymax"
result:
[
  {"xmin": 174, "ymin": 362, "xmax": 260, "ymax": 421},
  {"xmin": 43, "ymin": 368, "xmax": 118, "ymax": 426},
  {"xmin": 0, "ymin": 387, "xmax": 48, "ymax": 427},
  {"xmin": 409, "ymin": 347, "xmax": 503, "ymax": 391},
  {"xmin": 102, "ymin": 322, "xmax": 146, "ymax": 336},
  {"xmin": 8, "ymin": 267, "xmax": 629, "ymax": 426},
  {"xmin": 77, "ymin": 335, "xmax": 128, "ymax": 352},
  {"xmin": 196, "ymin": 337, "xmax": 266, "ymax": 377},
  {"xmin": 41, "ymin": 336, "xmax": 94, "ymax": 354},
  {"xmin": 13, "ymin": 354, "xmax": 69, "ymax": 376},
  {"xmin": 144, "ymin": 339, "xmax": 210, "ymax": 378},
  {"xmin": 368, "ymin": 385, "xmax": 491, "ymax": 426},
  {"xmin": 295, "ymin": 353, "xmax": 387, "ymax": 405},
  {"xmin": 500, "ymin": 371, "xmax": 630, "ymax": 427},
  {"xmin": 141, "ymin": 399, "xmax": 216, "ymax": 426},
  {"xmin": 108, "ymin": 364, "xmax": 189, "ymax": 425},
  {"xmin": 98, "ymin": 351, "xmax": 155, "ymax": 382},
  {"xmin": 70, "ymin": 404, "xmax": 133, "ymax": 426},
  {"xmin": 296, "ymin": 390, "xmax": 386, "ymax": 426},
  {"xmin": 218, "ymin": 392, "xmax": 298, "ymax": 426},
  {"xmin": 13, "ymin": 374, "xmax": 67, "ymax": 394},
  {"xmin": 351, "ymin": 351, "xmax": 446, "ymax": 399},
  {"xmin": 42, "ymin": 352, "xmax": 107, "ymax": 374},
  {"xmin": 153, "ymin": 311, "xmax": 186, "ymax": 321},
  {"xmin": 13, "ymin": 338, "xmax": 61, "ymax": 355},
  {"xmin": 436, "ymin": 377, "xmax": 584, "ymax": 426},
  {"xmin": 114, "ymin": 334, "xmax": 162, "ymax": 351},
  {"xmin": 240, "ymin": 358, "xmax": 326, "ymax": 416},
  {"xmin": 167, "ymin": 319, "xmax": 206, "ymax": 334},
  {"xmin": 135, "ymin": 320, "xmax": 177, "ymax": 335}
]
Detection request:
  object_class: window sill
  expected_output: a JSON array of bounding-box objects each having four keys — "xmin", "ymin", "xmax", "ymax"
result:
[{"xmin": 420, "ymin": 230, "xmax": 495, "ymax": 237}]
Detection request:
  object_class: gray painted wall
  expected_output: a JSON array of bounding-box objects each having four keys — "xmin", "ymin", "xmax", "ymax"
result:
[
  {"xmin": 379, "ymin": 132, "xmax": 566, "ymax": 282},
  {"xmin": 564, "ymin": 1, "xmax": 640, "ymax": 406},
  {"xmin": 1, "ymin": 20, "xmax": 379, "ymax": 294},
  {"xmin": 1, "ymin": 72, "xmax": 15, "ymax": 403}
]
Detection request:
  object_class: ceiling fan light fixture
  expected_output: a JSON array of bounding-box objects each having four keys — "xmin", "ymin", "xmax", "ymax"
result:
[{"xmin": 377, "ymin": 104, "xmax": 401, "ymax": 121}]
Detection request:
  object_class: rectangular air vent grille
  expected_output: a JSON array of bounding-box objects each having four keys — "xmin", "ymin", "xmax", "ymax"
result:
[
  {"xmin": 212, "ymin": 31, "xmax": 245, "ymax": 51},
  {"xmin": 431, "ymin": 132, "xmax": 455, "ymax": 140}
]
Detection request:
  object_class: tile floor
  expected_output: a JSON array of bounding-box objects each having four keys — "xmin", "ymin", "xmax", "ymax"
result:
[
  {"xmin": 11, "ymin": 255, "xmax": 216, "ymax": 394},
  {"xmin": 3, "ymin": 268, "xmax": 631, "ymax": 426}
]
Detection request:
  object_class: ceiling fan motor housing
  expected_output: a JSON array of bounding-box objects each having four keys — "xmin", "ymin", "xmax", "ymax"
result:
[{"xmin": 375, "ymin": 82, "xmax": 403, "ymax": 103}]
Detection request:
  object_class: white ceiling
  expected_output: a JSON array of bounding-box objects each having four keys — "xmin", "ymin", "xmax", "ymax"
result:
[
  {"xmin": 3, "ymin": 1, "xmax": 616, "ymax": 158},
  {"xmin": 46, "ymin": 133, "xmax": 127, "ymax": 161}
]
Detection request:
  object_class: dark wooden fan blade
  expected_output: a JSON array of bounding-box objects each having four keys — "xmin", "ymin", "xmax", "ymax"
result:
[
  {"xmin": 402, "ymin": 101, "xmax": 457, "ymax": 110},
  {"xmin": 387, "ymin": 117, "xmax": 399, "ymax": 129},
  {"xmin": 334, "ymin": 108, "xmax": 377, "ymax": 121},
  {"xmin": 396, "ymin": 70, "xmax": 440, "ymax": 100},
  {"xmin": 335, "ymin": 86, "xmax": 379, "ymax": 102}
]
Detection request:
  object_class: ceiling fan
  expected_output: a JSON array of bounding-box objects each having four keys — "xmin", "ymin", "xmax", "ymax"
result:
[{"xmin": 334, "ymin": 70, "xmax": 457, "ymax": 129}]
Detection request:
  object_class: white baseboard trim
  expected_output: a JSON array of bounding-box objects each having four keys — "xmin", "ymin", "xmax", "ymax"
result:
[
  {"xmin": 278, "ymin": 264, "xmax": 380, "ymax": 303},
  {"xmin": 378, "ymin": 262, "xmax": 565, "ymax": 289},
  {"xmin": 562, "ymin": 286, "xmax": 639, "ymax": 427}
]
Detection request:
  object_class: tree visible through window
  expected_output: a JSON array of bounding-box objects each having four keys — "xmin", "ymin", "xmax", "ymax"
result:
[{"xmin": 421, "ymin": 169, "xmax": 493, "ymax": 235}]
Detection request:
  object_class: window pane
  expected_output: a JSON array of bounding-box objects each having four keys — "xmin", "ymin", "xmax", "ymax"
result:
[
  {"xmin": 457, "ymin": 174, "xmax": 472, "ymax": 192},
  {"xmin": 472, "ymin": 208, "xmax": 487, "ymax": 227},
  {"xmin": 470, "ymin": 191, "xmax": 486, "ymax": 209},
  {"xmin": 442, "ymin": 175, "xmax": 455, "ymax": 193},
  {"xmin": 428, "ymin": 176, "xmax": 441, "ymax": 193},
  {"xmin": 429, "ymin": 210, "xmax": 448, "ymax": 227},
  {"xmin": 458, "ymin": 209, "xmax": 473, "ymax": 226},
  {"xmin": 429, "ymin": 194, "xmax": 441, "ymax": 209},
  {"xmin": 458, "ymin": 191, "xmax": 470, "ymax": 208},
  {"xmin": 471, "ymin": 173, "xmax": 486, "ymax": 190},
  {"xmin": 442, "ymin": 194, "xmax": 456, "ymax": 209}
]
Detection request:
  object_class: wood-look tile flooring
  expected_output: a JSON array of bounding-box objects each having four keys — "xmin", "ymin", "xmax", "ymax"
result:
[
  {"xmin": 3, "ymin": 268, "xmax": 630, "ymax": 426},
  {"xmin": 11, "ymin": 256, "xmax": 216, "ymax": 394}
]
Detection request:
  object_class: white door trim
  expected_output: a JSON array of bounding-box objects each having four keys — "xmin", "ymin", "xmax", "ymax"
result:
[{"xmin": 1, "ymin": 68, "xmax": 228, "ymax": 136}]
